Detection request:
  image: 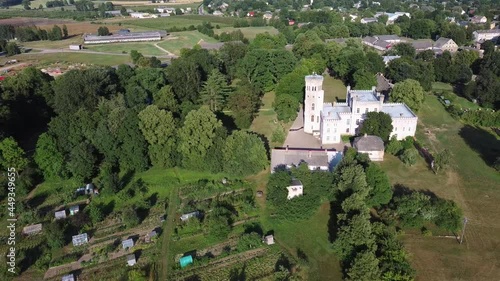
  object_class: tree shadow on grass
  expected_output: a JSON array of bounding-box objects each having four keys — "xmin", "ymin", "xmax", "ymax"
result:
[{"xmin": 458, "ymin": 125, "xmax": 500, "ymax": 167}]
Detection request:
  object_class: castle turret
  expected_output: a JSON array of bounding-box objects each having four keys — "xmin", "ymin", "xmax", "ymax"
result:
[{"xmin": 304, "ymin": 73, "xmax": 324, "ymax": 134}]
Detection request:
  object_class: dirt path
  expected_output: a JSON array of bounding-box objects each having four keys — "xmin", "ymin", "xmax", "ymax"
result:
[
  {"xmin": 153, "ymin": 43, "xmax": 178, "ymax": 58},
  {"xmin": 159, "ymin": 186, "xmax": 179, "ymax": 280}
]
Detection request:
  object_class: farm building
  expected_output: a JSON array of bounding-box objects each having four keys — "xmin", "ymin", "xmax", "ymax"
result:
[
  {"xmin": 127, "ymin": 254, "xmax": 136, "ymax": 266},
  {"xmin": 122, "ymin": 238, "xmax": 134, "ymax": 249},
  {"xmin": 55, "ymin": 210, "xmax": 67, "ymax": 220},
  {"xmin": 180, "ymin": 255, "xmax": 193, "ymax": 268},
  {"xmin": 72, "ymin": 233, "xmax": 89, "ymax": 246},
  {"xmin": 180, "ymin": 211, "xmax": 200, "ymax": 222},
  {"xmin": 286, "ymin": 179, "xmax": 303, "ymax": 200},
  {"xmin": 263, "ymin": 235, "xmax": 275, "ymax": 245},
  {"xmin": 130, "ymin": 12, "xmax": 158, "ymax": 18},
  {"xmin": 69, "ymin": 205, "xmax": 79, "ymax": 215},
  {"xmin": 353, "ymin": 135, "xmax": 385, "ymax": 161},
  {"xmin": 61, "ymin": 273, "xmax": 75, "ymax": 281},
  {"xmin": 156, "ymin": 7, "xmax": 176, "ymax": 14},
  {"xmin": 83, "ymin": 31, "xmax": 167, "ymax": 44},
  {"xmin": 69, "ymin": 45, "xmax": 82, "ymax": 50},
  {"xmin": 22, "ymin": 224, "xmax": 42, "ymax": 235}
]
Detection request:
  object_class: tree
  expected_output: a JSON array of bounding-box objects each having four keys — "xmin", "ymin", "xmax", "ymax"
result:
[
  {"xmin": 273, "ymin": 94, "xmax": 299, "ymax": 122},
  {"xmin": 393, "ymin": 43, "xmax": 416, "ymax": 58},
  {"xmin": 399, "ymin": 148, "xmax": 418, "ymax": 166},
  {"xmin": 34, "ymin": 133, "xmax": 64, "ymax": 179},
  {"xmin": 223, "ymin": 131, "xmax": 268, "ymax": 176},
  {"xmin": 365, "ymin": 163, "xmax": 392, "ymax": 207},
  {"xmin": 346, "ymin": 250, "xmax": 381, "ymax": 281},
  {"xmin": 199, "ymin": 69, "xmax": 231, "ymax": 111},
  {"xmin": 120, "ymin": 6, "xmax": 128, "ymax": 16},
  {"xmin": 390, "ymin": 79, "xmax": 425, "ymax": 112},
  {"xmin": 130, "ymin": 50, "xmax": 143, "ymax": 64},
  {"xmin": 207, "ymin": 215, "xmax": 231, "ymax": 239},
  {"xmin": 385, "ymin": 136, "xmax": 402, "ymax": 155},
  {"xmin": 62, "ymin": 24, "xmax": 68, "ymax": 38},
  {"xmin": 138, "ymin": 105, "xmax": 177, "ymax": 167},
  {"xmin": 433, "ymin": 149, "xmax": 451, "ymax": 173},
  {"xmin": 5, "ymin": 42, "xmax": 20, "ymax": 56},
  {"xmin": 122, "ymin": 206, "xmax": 139, "ymax": 228},
  {"xmin": 360, "ymin": 112, "xmax": 393, "ymax": 141},
  {"xmin": 152, "ymin": 85, "xmax": 178, "ymax": 113},
  {"xmin": 22, "ymin": 0, "xmax": 30, "ymax": 10},
  {"xmin": 0, "ymin": 137, "xmax": 28, "ymax": 171},
  {"xmin": 97, "ymin": 26, "xmax": 110, "ymax": 36},
  {"xmin": 353, "ymin": 68, "xmax": 377, "ymax": 90},
  {"xmin": 67, "ymin": 142, "xmax": 97, "ymax": 182},
  {"xmin": 434, "ymin": 199, "xmax": 462, "ymax": 232},
  {"xmin": 228, "ymin": 80, "xmax": 260, "ymax": 129},
  {"xmin": 48, "ymin": 25, "xmax": 63, "ymax": 41},
  {"xmin": 178, "ymin": 106, "xmax": 222, "ymax": 170},
  {"xmin": 87, "ymin": 202, "xmax": 104, "ymax": 224},
  {"xmin": 44, "ymin": 222, "xmax": 65, "ymax": 249},
  {"xmin": 219, "ymin": 42, "xmax": 248, "ymax": 79}
]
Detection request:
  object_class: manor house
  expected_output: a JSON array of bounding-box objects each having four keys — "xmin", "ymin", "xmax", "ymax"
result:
[{"xmin": 303, "ymin": 74, "xmax": 417, "ymax": 144}]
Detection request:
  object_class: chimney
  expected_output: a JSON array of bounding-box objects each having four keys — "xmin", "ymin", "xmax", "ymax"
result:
[{"xmin": 308, "ymin": 150, "xmax": 312, "ymax": 158}]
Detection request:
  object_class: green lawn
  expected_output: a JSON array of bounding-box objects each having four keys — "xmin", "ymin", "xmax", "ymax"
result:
[
  {"xmin": 157, "ymin": 30, "xmax": 219, "ymax": 55},
  {"xmin": 323, "ymin": 76, "xmax": 347, "ymax": 103},
  {"xmin": 380, "ymin": 95, "xmax": 500, "ymax": 281},
  {"xmin": 85, "ymin": 41, "xmax": 166, "ymax": 56},
  {"xmin": 431, "ymin": 82, "xmax": 480, "ymax": 110},
  {"xmin": 214, "ymin": 26, "xmax": 279, "ymax": 40},
  {"xmin": 16, "ymin": 52, "xmax": 130, "ymax": 66}
]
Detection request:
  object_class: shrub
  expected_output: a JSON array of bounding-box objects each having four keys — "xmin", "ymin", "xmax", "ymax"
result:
[
  {"xmin": 399, "ymin": 148, "xmax": 418, "ymax": 166},
  {"xmin": 385, "ymin": 136, "xmax": 403, "ymax": 155}
]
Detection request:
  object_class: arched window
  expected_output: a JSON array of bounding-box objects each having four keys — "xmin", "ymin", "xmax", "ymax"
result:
[{"xmin": 312, "ymin": 103, "xmax": 315, "ymax": 111}]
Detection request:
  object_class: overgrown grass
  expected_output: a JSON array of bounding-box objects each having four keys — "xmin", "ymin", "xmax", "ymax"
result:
[
  {"xmin": 85, "ymin": 42, "xmax": 166, "ymax": 56},
  {"xmin": 15, "ymin": 52, "xmax": 131, "ymax": 65},
  {"xmin": 323, "ymin": 76, "xmax": 346, "ymax": 103},
  {"xmin": 214, "ymin": 26, "xmax": 279, "ymax": 40},
  {"xmin": 381, "ymin": 95, "xmax": 500, "ymax": 280},
  {"xmin": 157, "ymin": 30, "xmax": 218, "ymax": 55},
  {"xmin": 121, "ymin": 15, "xmax": 234, "ymax": 30}
]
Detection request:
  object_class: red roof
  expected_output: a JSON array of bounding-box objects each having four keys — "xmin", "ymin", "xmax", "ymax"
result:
[
  {"xmin": 0, "ymin": 76, "xmax": 5, "ymax": 81},
  {"xmin": 288, "ymin": 20, "xmax": 295, "ymax": 25},
  {"xmin": 248, "ymin": 11, "xmax": 255, "ymax": 16}
]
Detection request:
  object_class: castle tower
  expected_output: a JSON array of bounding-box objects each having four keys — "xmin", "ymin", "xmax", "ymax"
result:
[{"xmin": 304, "ymin": 73, "xmax": 324, "ymax": 134}]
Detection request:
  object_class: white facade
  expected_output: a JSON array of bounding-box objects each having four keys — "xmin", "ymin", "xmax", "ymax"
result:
[
  {"xmin": 304, "ymin": 75, "xmax": 418, "ymax": 144},
  {"xmin": 286, "ymin": 179, "xmax": 303, "ymax": 200},
  {"xmin": 303, "ymin": 74, "xmax": 324, "ymax": 135},
  {"xmin": 473, "ymin": 30, "xmax": 500, "ymax": 42},
  {"xmin": 130, "ymin": 12, "xmax": 157, "ymax": 18}
]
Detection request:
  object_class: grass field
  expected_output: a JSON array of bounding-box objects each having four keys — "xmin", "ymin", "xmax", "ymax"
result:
[
  {"xmin": 431, "ymin": 82, "xmax": 480, "ymax": 110},
  {"xmin": 214, "ymin": 26, "xmax": 279, "ymax": 40},
  {"xmin": 15, "ymin": 52, "xmax": 131, "ymax": 66},
  {"xmin": 157, "ymin": 30, "xmax": 218, "ymax": 55},
  {"xmin": 323, "ymin": 75, "xmax": 347, "ymax": 102},
  {"xmin": 85, "ymin": 41, "xmax": 167, "ymax": 56},
  {"xmin": 380, "ymin": 95, "xmax": 500, "ymax": 281},
  {"xmin": 122, "ymin": 15, "xmax": 235, "ymax": 30}
]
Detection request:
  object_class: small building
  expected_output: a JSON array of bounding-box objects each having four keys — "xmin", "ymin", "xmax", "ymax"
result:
[
  {"xmin": 470, "ymin": 15, "xmax": 487, "ymax": 24},
  {"xmin": 105, "ymin": 10, "xmax": 122, "ymax": 16},
  {"xmin": 434, "ymin": 37, "xmax": 458, "ymax": 53},
  {"xmin": 375, "ymin": 73, "xmax": 393, "ymax": 96},
  {"xmin": 69, "ymin": 45, "xmax": 82, "ymax": 50},
  {"xmin": 360, "ymin": 17, "xmax": 378, "ymax": 24},
  {"xmin": 286, "ymin": 179, "xmax": 303, "ymax": 200},
  {"xmin": 353, "ymin": 135, "xmax": 385, "ymax": 161},
  {"xmin": 247, "ymin": 11, "xmax": 255, "ymax": 17},
  {"xmin": 263, "ymin": 12, "xmax": 273, "ymax": 20},
  {"xmin": 382, "ymin": 55, "xmax": 400, "ymax": 66},
  {"xmin": 270, "ymin": 148, "xmax": 343, "ymax": 173},
  {"xmin": 263, "ymin": 235, "xmax": 275, "ymax": 245},
  {"xmin": 473, "ymin": 30, "xmax": 500, "ymax": 42},
  {"xmin": 145, "ymin": 230, "xmax": 157, "ymax": 243},
  {"xmin": 130, "ymin": 12, "xmax": 157, "ymax": 19},
  {"xmin": 180, "ymin": 211, "xmax": 199, "ymax": 222},
  {"xmin": 212, "ymin": 10, "xmax": 224, "ymax": 16},
  {"xmin": 288, "ymin": 19, "xmax": 295, "ymax": 26},
  {"xmin": 61, "ymin": 273, "xmax": 75, "ymax": 281},
  {"xmin": 69, "ymin": 205, "xmax": 79, "ymax": 216},
  {"xmin": 22, "ymin": 223, "xmax": 42, "ymax": 235},
  {"xmin": 55, "ymin": 210, "xmax": 67, "ymax": 220},
  {"xmin": 76, "ymin": 183, "xmax": 95, "ymax": 195},
  {"xmin": 122, "ymin": 238, "xmax": 134, "ymax": 250},
  {"xmin": 127, "ymin": 254, "xmax": 136, "ymax": 266},
  {"xmin": 179, "ymin": 255, "xmax": 193, "ymax": 268},
  {"xmin": 72, "ymin": 233, "xmax": 89, "ymax": 246},
  {"xmin": 156, "ymin": 7, "xmax": 176, "ymax": 14},
  {"xmin": 83, "ymin": 32, "xmax": 165, "ymax": 44}
]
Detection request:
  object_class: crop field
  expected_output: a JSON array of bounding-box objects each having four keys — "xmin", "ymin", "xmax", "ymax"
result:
[
  {"xmin": 122, "ymin": 15, "xmax": 235, "ymax": 30},
  {"xmin": 380, "ymin": 95, "xmax": 500, "ymax": 281},
  {"xmin": 215, "ymin": 26, "xmax": 279, "ymax": 40},
  {"xmin": 157, "ymin": 31, "xmax": 218, "ymax": 55},
  {"xmin": 0, "ymin": 17, "xmax": 71, "ymax": 26}
]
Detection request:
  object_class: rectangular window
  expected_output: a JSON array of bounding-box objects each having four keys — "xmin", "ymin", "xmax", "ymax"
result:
[
  {"xmin": 311, "ymin": 115, "xmax": 314, "ymax": 122},
  {"xmin": 356, "ymin": 108, "xmax": 360, "ymax": 113},
  {"xmin": 327, "ymin": 128, "xmax": 330, "ymax": 133},
  {"xmin": 374, "ymin": 108, "xmax": 377, "ymax": 112},
  {"xmin": 334, "ymin": 128, "xmax": 337, "ymax": 133},
  {"xmin": 356, "ymin": 119, "xmax": 359, "ymax": 125},
  {"xmin": 365, "ymin": 108, "xmax": 368, "ymax": 113},
  {"xmin": 326, "ymin": 136, "xmax": 330, "ymax": 141},
  {"xmin": 346, "ymin": 128, "xmax": 350, "ymax": 133},
  {"xmin": 317, "ymin": 116, "xmax": 319, "ymax": 123},
  {"xmin": 395, "ymin": 127, "xmax": 397, "ymax": 131},
  {"xmin": 347, "ymin": 119, "xmax": 350, "ymax": 125}
]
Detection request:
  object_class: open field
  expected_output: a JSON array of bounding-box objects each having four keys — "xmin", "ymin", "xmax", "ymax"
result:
[
  {"xmin": 13, "ymin": 52, "xmax": 131, "ymax": 66},
  {"xmin": 380, "ymin": 95, "xmax": 500, "ymax": 281},
  {"xmin": 323, "ymin": 75, "xmax": 347, "ymax": 102},
  {"xmin": 0, "ymin": 17, "xmax": 72, "ymax": 26},
  {"xmin": 157, "ymin": 30, "xmax": 218, "ymax": 55},
  {"xmin": 121, "ymin": 15, "xmax": 235, "ymax": 30},
  {"xmin": 431, "ymin": 82, "xmax": 480, "ymax": 110},
  {"xmin": 215, "ymin": 26, "xmax": 279, "ymax": 40},
  {"xmin": 109, "ymin": 0, "xmax": 201, "ymax": 5},
  {"xmin": 85, "ymin": 41, "xmax": 167, "ymax": 56}
]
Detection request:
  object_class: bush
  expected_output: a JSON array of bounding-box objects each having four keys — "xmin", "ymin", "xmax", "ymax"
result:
[
  {"xmin": 385, "ymin": 136, "xmax": 403, "ymax": 155},
  {"xmin": 399, "ymin": 148, "xmax": 418, "ymax": 166}
]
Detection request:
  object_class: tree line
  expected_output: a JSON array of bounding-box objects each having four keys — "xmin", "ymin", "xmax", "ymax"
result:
[{"xmin": 0, "ymin": 24, "xmax": 68, "ymax": 42}]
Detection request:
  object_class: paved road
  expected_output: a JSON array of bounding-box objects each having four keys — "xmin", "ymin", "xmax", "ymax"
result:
[{"xmin": 159, "ymin": 186, "xmax": 179, "ymax": 280}]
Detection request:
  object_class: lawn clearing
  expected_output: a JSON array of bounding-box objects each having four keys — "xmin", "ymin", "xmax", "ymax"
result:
[
  {"xmin": 85, "ymin": 41, "xmax": 167, "ymax": 56},
  {"xmin": 214, "ymin": 26, "xmax": 279, "ymax": 40},
  {"xmin": 380, "ymin": 95, "xmax": 500, "ymax": 281},
  {"xmin": 157, "ymin": 30, "xmax": 218, "ymax": 55},
  {"xmin": 323, "ymin": 76, "xmax": 347, "ymax": 103}
]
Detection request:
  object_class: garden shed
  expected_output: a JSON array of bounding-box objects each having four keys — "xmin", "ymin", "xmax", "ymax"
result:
[
  {"xmin": 55, "ymin": 210, "xmax": 67, "ymax": 220},
  {"xmin": 179, "ymin": 255, "xmax": 193, "ymax": 268},
  {"xmin": 127, "ymin": 254, "xmax": 136, "ymax": 266},
  {"xmin": 72, "ymin": 233, "xmax": 89, "ymax": 246},
  {"xmin": 122, "ymin": 238, "xmax": 134, "ymax": 249},
  {"xmin": 22, "ymin": 223, "xmax": 42, "ymax": 235}
]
